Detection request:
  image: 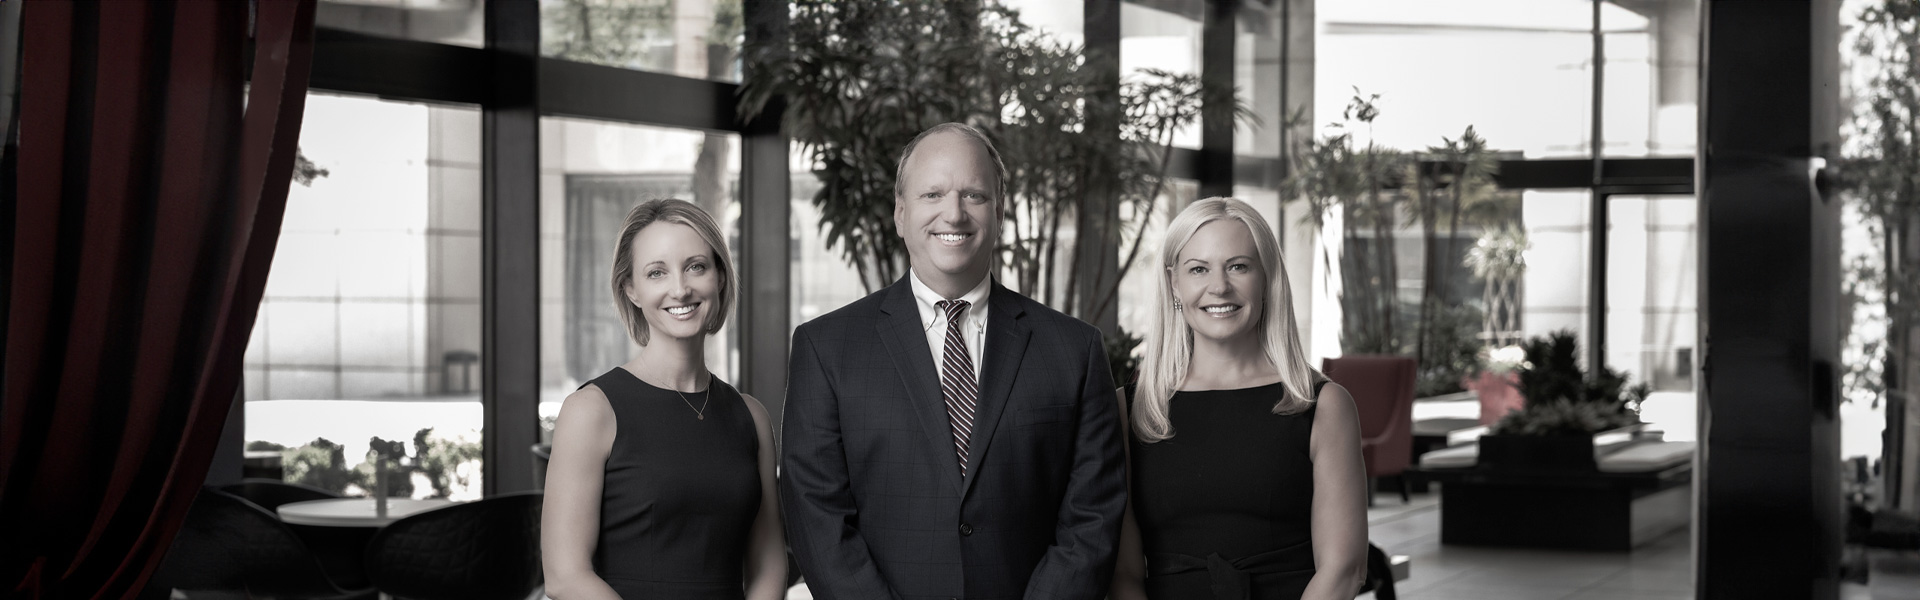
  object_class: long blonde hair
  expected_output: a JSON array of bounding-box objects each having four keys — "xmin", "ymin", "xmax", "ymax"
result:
[{"xmin": 1133, "ymin": 197, "xmax": 1321, "ymax": 443}]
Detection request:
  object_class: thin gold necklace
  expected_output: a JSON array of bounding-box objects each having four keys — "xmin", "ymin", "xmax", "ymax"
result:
[{"xmin": 673, "ymin": 375, "xmax": 711, "ymax": 420}]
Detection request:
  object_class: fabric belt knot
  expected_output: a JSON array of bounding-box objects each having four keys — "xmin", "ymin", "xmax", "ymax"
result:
[{"xmin": 1146, "ymin": 540, "xmax": 1315, "ymax": 600}]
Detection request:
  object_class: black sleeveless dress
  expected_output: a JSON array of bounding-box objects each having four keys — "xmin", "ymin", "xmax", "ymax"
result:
[
  {"xmin": 585, "ymin": 368, "xmax": 760, "ymax": 600},
  {"xmin": 1130, "ymin": 381, "xmax": 1326, "ymax": 600}
]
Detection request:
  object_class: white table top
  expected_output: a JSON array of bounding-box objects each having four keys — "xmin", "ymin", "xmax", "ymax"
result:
[{"xmin": 277, "ymin": 498, "xmax": 455, "ymax": 527}]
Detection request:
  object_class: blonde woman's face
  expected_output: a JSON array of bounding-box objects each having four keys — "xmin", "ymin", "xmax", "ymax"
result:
[
  {"xmin": 626, "ymin": 221, "xmax": 721, "ymax": 342},
  {"xmin": 1171, "ymin": 219, "xmax": 1265, "ymax": 345}
]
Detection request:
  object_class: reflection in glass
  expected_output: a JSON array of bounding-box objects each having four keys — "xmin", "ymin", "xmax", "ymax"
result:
[
  {"xmin": 1520, "ymin": 190, "xmax": 1593, "ymax": 358},
  {"xmin": 317, "ymin": 0, "xmax": 486, "ymax": 48},
  {"xmin": 1316, "ymin": 0, "xmax": 1610, "ymax": 158},
  {"xmin": 540, "ymin": 0, "xmax": 742, "ymax": 82},
  {"xmin": 538, "ymin": 118, "xmax": 743, "ymax": 423},
  {"xmin": 244, "ymin": 92, "xmax": 485, "ymax": 499},
  {"xmin": 1603, "ymin": 195, "xmax": 1696, "ymax": 440},
  {"xmin": 1601, "ymin": 0, "xmax": 1699, "ymax": 157},
  {"xmin": 1123, "ymin": 0, "xmax": 1204, "ymax": 149}
]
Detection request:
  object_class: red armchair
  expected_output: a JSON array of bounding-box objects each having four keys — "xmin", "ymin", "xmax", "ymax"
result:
[{"xmin": 1322, "ymin": 355, "xmax": 1417, "ymax": 505}]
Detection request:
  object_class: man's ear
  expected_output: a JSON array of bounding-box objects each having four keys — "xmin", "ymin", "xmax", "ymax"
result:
[{"xmin": 893, "ymin": 195, "xmax": 906, "ymax": 238}]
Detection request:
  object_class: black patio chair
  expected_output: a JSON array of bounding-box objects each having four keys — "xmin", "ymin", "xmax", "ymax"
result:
[
  {"xmin": 147, "ymin": 488, "xmax": 375, "ymax": 600},
  {"xmin": 218, "ymin": 478, "xmax": 340, "ymax": 511},
  {"xmin": 362, "ymin": 491, "xmax": 543, "ymax": 600}
]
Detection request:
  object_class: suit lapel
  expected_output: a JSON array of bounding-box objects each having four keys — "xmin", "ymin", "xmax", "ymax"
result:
[
  {"xmin": 960, "ymin": 283, "xmax": 1032, "ymax": 500},
  {"xmin": 876, "ymin": 277, "xmax": 966, "ymax": 494}
]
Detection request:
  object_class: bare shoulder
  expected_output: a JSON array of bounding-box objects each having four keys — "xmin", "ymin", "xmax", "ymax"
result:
[
  {"xmin": 740, "ymin": 393, "xmax": 774, "ymax": 434},
  {"xmin": 561, "ymin": 384, "xmax": 614, "ymax": 420},
  {"xmin": 1311, "ymin": 381, "xmax": 1360, "ymax": 429},
  {"xmin": 741, "ymin": 392, "xmax": 770, "ymax": 421},
  {"xmin": 552, "ymin": 384, "xmax": 617, "ymax": 463}
]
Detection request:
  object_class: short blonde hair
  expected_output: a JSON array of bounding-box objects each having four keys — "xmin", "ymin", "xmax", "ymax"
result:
[
  {"xmin": 610, "ymin": 199, "xmax": 736, "ymax": 346},
  {"xmin": 1133, "ymin": 197, "xmax": 1322, "ymax": 442}
]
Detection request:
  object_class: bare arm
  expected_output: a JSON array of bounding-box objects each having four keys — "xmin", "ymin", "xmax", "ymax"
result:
[
  {"xmin": 540, "ymin": 386, "xmax": 624, "ymax": 600},
  {"xmin": 740, "ymin": 393, "xmax": 789, "ymax": 600},
  {"xmin": 1301, "ymin": 383, "xmax": 1368, "ymax": 600},
  {"xmin": 1109, "ymin": 390, "xmax": 1149, "ymax": 600}
]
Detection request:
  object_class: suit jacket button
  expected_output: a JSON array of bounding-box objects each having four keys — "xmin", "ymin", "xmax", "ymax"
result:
[{"xmin": 960, "ymin": 523, "xmax": 974, "ymax": 536}]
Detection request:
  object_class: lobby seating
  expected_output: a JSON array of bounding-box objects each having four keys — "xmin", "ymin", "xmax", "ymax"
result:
[
  {"xmin": 219, "ymin": 478, "xmax": 341, "ymax": 511},
  {"xmin": 147, "ymin": 488, "xmax": 375, "ymax": 599},
  {"xmin": 362, "ymin": 491, "xmax": 543, "ymax": 600},
  {"xmin": 1323, "ymin": 355, "xmax": 1417, "ymax": 505}
]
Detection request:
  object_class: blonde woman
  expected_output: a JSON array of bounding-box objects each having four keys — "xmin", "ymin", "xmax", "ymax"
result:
[
  {"xmin": 542, "ymin": 199, "xmax": 786, "ymax": 600},
  {"xmin": 1110, "ymin": 198, "xmax": 1367, "ymax": 600}
]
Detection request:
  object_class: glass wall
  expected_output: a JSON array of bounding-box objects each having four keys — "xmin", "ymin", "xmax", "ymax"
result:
[
  {"xmin": 244, "ymin": 92, "xmax": 486, "ymax": 500},
  {"xmin": 537, "ymin": 117, "xmax": 743, "ymax": 427},
  {"xmin": 317, "ymin": 0, "xmax": 486, "ymax": 48},
  {"xmin": 1601, "ymin": 0, "xmax": 1699, "ymax": 157},
  {"xmin": 1521, "ymin": 191, "xmax": 1595, "ymax": 352},
  {"xmin": 539, "ymin": 0, "xmax": 742, "ymax": 82},
  {"xmin": 1316, "ymin": 0, "xmax": 1601, "ymax": 158},
  {"xmin": 1123, "ymin": 0, "xmax": 1204, "ymax": 149},
  {"xmin": 1604, "ymin": 195, "xmax": 1698, "ymax": 441}
]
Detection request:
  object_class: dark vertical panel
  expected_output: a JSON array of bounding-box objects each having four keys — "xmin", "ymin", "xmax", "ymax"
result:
[
  {"xmin": 1588, "ymin": 0, "xmax": 1607, "ymax": 373},
  {"xmin": 1076, "ymin": 0, "xmax": 1121, "ymax": 333},
  {"xmin": 482, "ymin": 0, "xmax": 539, "ymax": 496},
  {"xmin": 1198, "ymin": 0, "xmax": 1233, "ymax": 199},
  {"xmin": 1698, "ymin": 1, "xmax": 1842, "ymax": 598},
  {"xmin": 740, "ymin": 0, "xmax": 790, "ymax": 426}
]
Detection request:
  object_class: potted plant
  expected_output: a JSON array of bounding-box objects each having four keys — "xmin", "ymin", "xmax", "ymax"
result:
[{"xmin": 1476, "ymin": 330, "xmax": 1651, "ymax": 471}]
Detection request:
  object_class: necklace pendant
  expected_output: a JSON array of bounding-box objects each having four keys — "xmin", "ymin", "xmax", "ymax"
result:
[{"xmin": 697, "ymin": 414, "xmax": 704, "ymax": 420}]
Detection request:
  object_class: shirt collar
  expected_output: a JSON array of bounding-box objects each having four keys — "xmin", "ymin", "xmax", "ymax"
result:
[{"xmin": 908, "ymin": 270, "xmax": 992, "ymax": 327}]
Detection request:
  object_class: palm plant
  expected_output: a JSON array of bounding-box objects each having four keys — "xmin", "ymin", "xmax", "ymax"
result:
[{"xmin": 739, "ymin": 0, "xmax": 1249, "ymax": 324}]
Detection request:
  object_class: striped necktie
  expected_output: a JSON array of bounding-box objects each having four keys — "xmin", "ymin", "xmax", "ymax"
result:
[{"xmin": 937, "ymin": 300, "xmax": 978, "ymax": 476}]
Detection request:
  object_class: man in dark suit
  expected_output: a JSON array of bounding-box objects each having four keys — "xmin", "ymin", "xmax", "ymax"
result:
[{"xmin": 781, "ymin": 122, "xmax": 1126, "ymax": 600}]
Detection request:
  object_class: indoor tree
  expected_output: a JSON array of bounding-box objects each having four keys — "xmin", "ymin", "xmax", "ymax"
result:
[{"xmin": 738, "ymin": 0, "xmax": 1247, "ymax": 325}]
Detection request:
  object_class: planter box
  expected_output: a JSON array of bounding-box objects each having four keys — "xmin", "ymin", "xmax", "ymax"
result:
[{"xmin": 1476, "ymin": 433, "xmax": 1598, "ymax": 471}]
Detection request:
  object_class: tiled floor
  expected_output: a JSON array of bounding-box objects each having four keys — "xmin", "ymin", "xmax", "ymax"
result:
[{"xmin": 1361, "ymin": 492, "xmax": 1692, "ymax": 599}]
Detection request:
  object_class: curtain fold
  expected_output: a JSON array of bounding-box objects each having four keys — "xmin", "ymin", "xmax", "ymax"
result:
[{"xmin": 1, "ymin": 1, "xmax": 317, "ymax": 598}]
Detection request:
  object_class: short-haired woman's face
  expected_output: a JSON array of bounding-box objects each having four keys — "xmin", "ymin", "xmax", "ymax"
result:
[
  {"xmin": 626, "ymin": 221, "xmax": 722, "ymax": 342},
  {"xmin": 1171, "ymin": 219, "xmax": 1265, "ymax": 344}
]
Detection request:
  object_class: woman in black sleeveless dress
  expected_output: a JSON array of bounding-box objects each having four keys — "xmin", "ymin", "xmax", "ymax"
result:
[
  {"xmin": 1111, "ymin": 198, "xmax": 1368, "ymax": 600},
  {"xmin": 541, "ymin": 199, "xmax": 786, "ymax": 600}
]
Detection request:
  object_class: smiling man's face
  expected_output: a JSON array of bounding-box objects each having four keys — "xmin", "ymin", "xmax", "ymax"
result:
[{"xmin": 894, "ymin": 130, "xmax": 999, "ymax": 298}]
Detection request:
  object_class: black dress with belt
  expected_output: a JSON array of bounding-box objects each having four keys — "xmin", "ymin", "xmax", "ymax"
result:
[
  {"xmin": 586, "ymin": 368, "xmax": 760, "ymax": 600},
  {"xmin": 1130, "ymin": 380, "xmax": 1326, "ymax": 600}
]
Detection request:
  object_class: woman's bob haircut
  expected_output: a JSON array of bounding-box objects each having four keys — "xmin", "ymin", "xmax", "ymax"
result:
[{"xmin": 609, "ymin": 199, "xmax": 737, "ymax": 346}]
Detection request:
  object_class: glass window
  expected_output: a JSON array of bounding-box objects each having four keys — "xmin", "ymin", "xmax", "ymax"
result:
[
  {"xmin": 1315, "ymin": 0, "xmax": 1609, "ymax": 158},
  {"xmin": 539, "ymin": 0, "xmax": 742, "ymax": 82},
  {"xmin": 1520, "ymin": 190, "xmax": 1595, "ymax": 354},
  {"xmin": 1237, "ymin": 0, "xmax": 1285, "ymax": 160},
  {"xmin": 537, "ymin": 117, "xmax": 743, "ymax": 426},
  {"xmin": 1123, "ymin": 0, "xmax": 1204, "ymax": 149},
  {"xmin": 1117, "ymin": 178, "xmax": 1201, "ymax": 344},
  {"xmin": 1603, "ymin": 194, "xmax": 1696, "ymax": 440},
  {"xmin": 1001, "ymin": 0, "xmax": 1084, "ymax": 47},
  {"xmin": 790, "ymin": 146, "xmax": 866, "ymax": 329},
  {"xmin": 316, "ymin": 0, "xmax": 486, "ymax": 48},
  {"xmin": 245, "ymin": 92, "xmax": 485, "ymax": 500},
  {"xmin": 1601, "ymin": 0, "xmax": 1699, "ymax": 157}
]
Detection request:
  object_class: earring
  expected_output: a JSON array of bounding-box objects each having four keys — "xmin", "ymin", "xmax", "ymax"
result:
[{"xmin": 1173, "ymin": 299, "xmax": 1183, "ymax": 311}]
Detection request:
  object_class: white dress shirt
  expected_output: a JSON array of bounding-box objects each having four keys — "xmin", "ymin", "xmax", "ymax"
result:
[{"xmin": 908, "ymin": 270, "xmax": 990, "ymax": 382}]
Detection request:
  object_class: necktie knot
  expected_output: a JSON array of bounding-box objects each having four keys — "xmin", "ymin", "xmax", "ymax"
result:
[{"xmin": 937, "ymin": 299, "xmax": 970, "ymax": 322}]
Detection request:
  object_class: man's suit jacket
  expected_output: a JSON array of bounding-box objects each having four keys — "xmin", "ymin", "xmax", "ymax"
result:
[{"xmin": 781, "ymin": 277, "xmax": 1126, "ymax": 600}]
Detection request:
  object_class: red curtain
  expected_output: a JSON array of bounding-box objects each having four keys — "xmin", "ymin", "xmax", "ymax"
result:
[{"xmin": 1, "ymin": 1, "xmax": 316, "ymax": 597}]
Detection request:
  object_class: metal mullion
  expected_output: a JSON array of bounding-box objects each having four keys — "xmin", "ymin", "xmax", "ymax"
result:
[{"xmin": 481, "ymin": 0, "xmax": 541, "ymax": 496}]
